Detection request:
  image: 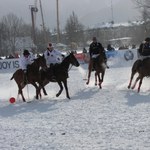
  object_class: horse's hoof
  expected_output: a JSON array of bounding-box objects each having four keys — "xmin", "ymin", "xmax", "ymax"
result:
[
  {"xmin": 99, "ymin": 85, "xmax": 102, "ymax": 89},
  {"xmin": 34, "ymin": 96, "xmax": 39, "ymax": 100}
]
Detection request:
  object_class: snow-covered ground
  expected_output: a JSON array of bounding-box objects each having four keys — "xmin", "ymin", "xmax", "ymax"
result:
[{"xmin": 0, "ymin": 58, "xmax": 150, "ymax": 150}]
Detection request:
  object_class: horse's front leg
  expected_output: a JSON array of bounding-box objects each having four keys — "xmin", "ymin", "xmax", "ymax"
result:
[
  {"xmin": 98, "ymin": 72, "xmax": 105, "ymax": 89},
  {"xmin": 137, "ymin": 77, "xmax": 143, "ymax": 93},
  {"xmin": 128, "ymin": 71, "xmax": 136, "ymax": 89},
  {"xmin": 97, "ymin": 73, "xmax": 102, "ymax": 89},
  {"xmin": 56, "ymin": 81, "xmax": 63, "ymax": 97},
  {"xmin": 42, "ymin": 87, "xmax": 47, "ymax": 96},
  {"xmin": 41, "ymin": 80, "xmax": 50, "ymax": 96},
  {"xmin": 86, "ymin": 61, "xmax": 92, "ymax": 85},
  {"xmin": 63, "ymin": 80, "xmax": 70, "ymax": 99},
  {"xmin": 86, "ymin": 69, "xmax": 92, "ymax": 85},
  {"xmin": 31, "ymin": 82, "xmax": 41, "ymax": 100},
  {"xmin": 95, "ymin": 72, "xmax": 98, "ymax": 86},
  {"xmin": 37, "ymin": 81, "xmax": 48, "ymax": 98},
  {"xmin": 131, "ymin": 76, "xmax": 140, "ymax": 90},
  {"xmin": 19, "ymin": 84, "xmax": 26, "ymax": 102}
]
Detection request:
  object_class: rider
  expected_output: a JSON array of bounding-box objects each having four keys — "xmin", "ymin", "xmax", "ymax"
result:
[
  {"xmin": 89, "ymin": 37, "xmax": 108, "ymax": 70},
  {"xmin": 19, "ymin": 49, "xmax": 35, "ymax": 85},
  {"xmin": 44, "ymin": 43, "xmax": 64, "ymax": 79},
  {"xmin": 138, "ymin": 37, "xmax": 150, "ymax": 60}
]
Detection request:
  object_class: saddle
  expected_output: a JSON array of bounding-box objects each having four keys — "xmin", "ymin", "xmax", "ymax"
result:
[{"xmin": 137, "ymin": 57, "xmax": 150, "ymax": 69}]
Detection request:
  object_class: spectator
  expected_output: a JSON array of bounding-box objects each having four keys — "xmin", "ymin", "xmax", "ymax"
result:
[{"xmin": 107, "ymin": 44, "xmax": 115, "ymax": 51}]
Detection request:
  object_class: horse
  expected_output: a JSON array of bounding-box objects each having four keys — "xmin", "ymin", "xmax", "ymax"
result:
[
  {"xmin": 128, "ymin": 58, "xmax": 150, "ymax": 92},
  {"xmin": 10, "ymin": 54, "xmax": 47, "ymax": 102},
  {"xmin": 86, "ymin": 53, "xmax": 106, "ymax": 89},
  {"xmin": 39, "ymin": 52, "xmax": 80, "ymax": 99}
]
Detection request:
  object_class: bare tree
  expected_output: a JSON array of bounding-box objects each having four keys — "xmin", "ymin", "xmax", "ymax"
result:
[
  {"xmin": 0, "ymin": 22, "xmax": 7, "ymax": 55},
  {"xmin": 1, "ymin": 13, "xmax": 23, "ymax": 55},
  {"xmin": 65, "ymin": 11, "xmax": 84, "ymax": 46},
  {"xmin": 134, "ymin": 0, "xmax": 150, "ymax": 36},
  {"xmin": 134, "ymin": 0, "xmax": 150, "ymax": 8}
]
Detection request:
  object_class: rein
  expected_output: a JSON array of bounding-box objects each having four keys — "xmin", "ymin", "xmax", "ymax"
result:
[{"xmin": 68, "ymin": 64, "xmax": 73, "ymax": 72}]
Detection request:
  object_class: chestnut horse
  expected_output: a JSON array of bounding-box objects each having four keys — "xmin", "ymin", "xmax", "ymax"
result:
[
  {"xmin": 86, "ymin": 54, "xmax": 106, "ymax": 89},
  {"xmin": 128, "ymin": 58, "xmax": 150, "ymax": 92},
  {"xmin": 39, "ymin": 52, "xmax": 80, "ymax": 99},
  {"xmin": 10, "ymin": 55, "xmax": 47, "ymax": 102}
]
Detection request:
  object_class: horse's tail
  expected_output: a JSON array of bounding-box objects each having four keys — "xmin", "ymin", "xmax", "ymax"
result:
[{"xmin": 10, "ymin": 75, "xmax": 14, "ymax": 80}]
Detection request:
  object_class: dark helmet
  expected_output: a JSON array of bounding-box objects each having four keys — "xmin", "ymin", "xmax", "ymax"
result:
[
  {"xmin": 92, "ymin": 37, "xmax": 97, "ymax": 41},
  {"xmin": 23, "ymin": 49, "xmax": 30, "ymax": 55},
  {"xmin": 145, "ymin": 37, "xmax": 150, "ymax": 42},
  {"xmin": 47, "ymin": 43, "xmax": 52, "ymax": 50},
  {"xmin": 49, "ymin": 43, "xmax": 52, "ymax": 47}
]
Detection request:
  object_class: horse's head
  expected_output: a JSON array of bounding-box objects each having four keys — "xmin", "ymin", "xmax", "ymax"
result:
[
  {"xmin": 34, "ymin": 54, "xmax": 47, "ymax": 70},
  {"xmin": 68, "ymin": 51, "xmax": 80, "ymax": 67}
]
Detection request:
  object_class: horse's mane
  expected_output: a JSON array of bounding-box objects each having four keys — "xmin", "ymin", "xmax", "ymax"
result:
[
  {"xmin": 48, "ymin": 52, "xmax": 79, "ymax": 75},
  {"xmin": 55, "ymin": 52, "xmax": 73, "ymax": 66}
]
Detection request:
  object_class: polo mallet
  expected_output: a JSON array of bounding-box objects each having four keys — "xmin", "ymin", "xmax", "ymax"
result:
[
  {"xmin": 25, "ymin": 75, "xmax": 30, "ymax": 101},
  {"xmin": 83, "ymin": 71, "xmax": 88, "ymax": 80}
]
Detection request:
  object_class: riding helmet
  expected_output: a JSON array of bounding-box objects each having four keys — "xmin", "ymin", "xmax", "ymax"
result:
[{"xmin": 23, "ymin": 49, "xmax": 30, "ymax": 55}]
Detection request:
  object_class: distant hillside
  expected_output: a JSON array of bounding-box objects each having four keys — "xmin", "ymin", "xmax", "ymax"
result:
[{"xmin": 79, "ymin": 0, "xmax": 141, "ymax": 28}]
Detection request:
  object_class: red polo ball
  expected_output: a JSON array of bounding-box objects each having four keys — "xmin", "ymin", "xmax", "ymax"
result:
[{"xmin": 9, "ymin": 97, "xmax": 16, "ymax": 104}]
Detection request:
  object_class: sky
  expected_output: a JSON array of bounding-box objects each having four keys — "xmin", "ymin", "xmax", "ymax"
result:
[
  {"xmin": 1, "ymin": 50, "xmax": 150, "ymax": 149},
  {"xmin": 0, "ymin": 0, "xmax": 141, "ymax": 30}
]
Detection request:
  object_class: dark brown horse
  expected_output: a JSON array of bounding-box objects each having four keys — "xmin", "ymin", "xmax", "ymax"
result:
[
  {"xmin": 128, "ymin": 58, "xmax": 150, "ymax": 92},
  {"xmin": 10, "ymin": 55, "xmax": 47, "ymax": 102},
  {"xmin": 86, "ymin": 54, "xmax": 106, "ymax": 89},
  {"xmin": 40, "ymin": 52, "xmax": 80, "ymax": 99}
]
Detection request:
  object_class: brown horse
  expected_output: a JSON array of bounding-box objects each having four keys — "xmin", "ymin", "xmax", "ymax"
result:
[
  {"xmin": 39, "ymin": 52, "xmax": 80, "ymax": 99},
  {"xmin": 86, "ymin": 54, "xmax": 106, "ymax": 89},
  {"xmin": 10, "ymin": 55, "xmax": 47, "ymax": 102},
  {"xmin": 128, "ymin": 58, "xmax": 150, "ymax": 92}
]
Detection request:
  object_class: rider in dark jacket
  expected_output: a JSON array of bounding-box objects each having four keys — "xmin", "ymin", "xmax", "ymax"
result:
[
  {"xmin": 89, "ymin": 37, "xmax": 108, "ymax": 69},
  {"xmin": 137, "ymin": 37, "xmax": 150, "ymax": 67},
  {"xmin": 138, "ymin": 37, "xmax": 150, "ymax": 59}
]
